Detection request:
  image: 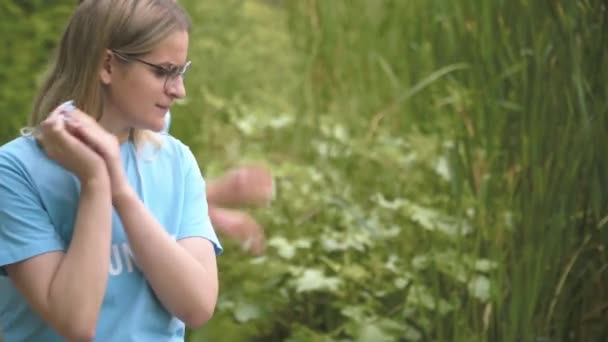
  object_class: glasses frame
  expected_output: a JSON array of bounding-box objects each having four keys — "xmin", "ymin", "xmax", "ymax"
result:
[{"xmin": 112, "ymin": 50, "xmax": 191, "ymax": 91}]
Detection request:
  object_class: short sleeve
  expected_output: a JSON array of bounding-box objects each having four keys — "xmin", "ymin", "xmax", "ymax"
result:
[
  {"xmin": 177, "ymin": 147, "xmax": 222, "ymax": 255},
  {"xmin": 0, "ymin": 153, "xmax": 66, "ymax": 276}
]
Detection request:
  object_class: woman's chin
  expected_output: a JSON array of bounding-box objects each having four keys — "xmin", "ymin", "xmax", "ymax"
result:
[
  {"xmin": 128, "ymin": 125, "xmax": 163, "ymax": 134},
  {"xmin": 140, "ymin": 120, "xmax": 168, "ymax": 133}
]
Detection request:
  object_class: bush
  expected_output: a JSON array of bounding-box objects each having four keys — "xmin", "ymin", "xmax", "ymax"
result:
[{"xmin": 0, "ymin": 1, "xmax": 73, "ymax": 144}]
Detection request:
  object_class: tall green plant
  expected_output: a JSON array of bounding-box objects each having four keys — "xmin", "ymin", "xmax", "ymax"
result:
[
  {"xmin": 283, "ymin": 0, "xmax": 607, "ymax": 340},
  {"xmin": 435, "ymin": 1, "xmax": 607, "ymax": 340}
]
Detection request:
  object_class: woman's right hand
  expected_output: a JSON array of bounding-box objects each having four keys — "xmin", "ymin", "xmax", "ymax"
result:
[
  {"xmin": 37, "ymin": 109, "xmax": 108, "ymax": 183},
  {"xmin": 207, "ymin": 165, "xmax": 274, "ymax": 208}
]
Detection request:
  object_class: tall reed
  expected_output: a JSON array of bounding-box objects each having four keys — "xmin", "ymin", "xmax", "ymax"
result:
[{"xmin": 284, "ymin": 0, "xmax": 608, "ymax": 339}]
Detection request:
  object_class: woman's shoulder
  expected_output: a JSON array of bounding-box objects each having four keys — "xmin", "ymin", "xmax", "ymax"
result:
[
  {"xmin": 155, "ymin": 133, "xmax": 196, "ymax": 159},
  {"xmin": 0, "ymin": 136, "xmax": 47, "ymax": 170},
  {"xmin": 0, "ymin": 136, "xmax": 64, "ymax": 194}
]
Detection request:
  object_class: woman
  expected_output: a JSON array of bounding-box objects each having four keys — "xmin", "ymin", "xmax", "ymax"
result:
[{"xmin": 0, "ymin": 0, "xmax": 220, "ymax": 340}]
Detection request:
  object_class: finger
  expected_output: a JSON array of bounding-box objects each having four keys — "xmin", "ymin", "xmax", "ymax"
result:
[
  {"xmin": 56, "ymin": 100, "xmax": 75, "ymax": 115},
  {"xmin": 45, "ymin": 100, "xmax": 74, "ymax": 122},
  {"xmin": 58, "ymin": 128, "xmax": 106, "ymax": 166},
  {"xmin": 36, "ymin": 101, "xmax": 77, "ymax": 142},
  {"xmin": 64, "ymin": 120, "xmax": 106, "ymax": 156},
  {"xmin": 38, "ymin": 115, "xmax": 65, "ymax": 144},
  {"xmin": 209, "ymin": 207, "xmax": 261, "ymax": 239},
  {"xmin": 50, "ymin": 122, "xmax": 82, "ymax": 147},
  {"xmin": 64, "ymin": 108, "xmax": 97, "ymax": 127},
  {"xmin": 208, "ymin": 206, "xmax": 265, "ymax": 255},
  {"xmin": 40, "ymin": 121, "xmax": 94, "ymax": 159}
]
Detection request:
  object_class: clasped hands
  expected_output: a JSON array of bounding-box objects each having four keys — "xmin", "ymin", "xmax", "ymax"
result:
[{"xmin": 33, "ymin": 101, "xmax": 127, "ymax": 199}]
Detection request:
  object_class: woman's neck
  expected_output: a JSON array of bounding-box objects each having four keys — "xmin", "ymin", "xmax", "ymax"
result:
[{"xmin": 97, "ymin": 111, "xmax": 131, "ymax": 143}]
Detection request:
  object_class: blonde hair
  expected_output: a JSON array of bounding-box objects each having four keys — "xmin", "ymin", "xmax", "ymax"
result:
[{"xmin": 30, "ymin": 0, "xmax": 190, "ymax": 146}]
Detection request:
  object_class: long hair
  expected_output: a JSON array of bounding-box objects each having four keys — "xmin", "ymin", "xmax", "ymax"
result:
[{"xmin": 30, "ymin": 0, "xmax": 190, "ymax": 146}]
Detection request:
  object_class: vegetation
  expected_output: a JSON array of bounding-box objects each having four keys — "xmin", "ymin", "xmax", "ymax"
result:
[{"xmin": 1, "ymin": 0, "xmax": 606, "ymax": 341}]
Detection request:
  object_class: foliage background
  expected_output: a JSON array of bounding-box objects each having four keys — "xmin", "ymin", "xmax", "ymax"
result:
[{"xmin": 1, "ymin": 0, "xmax": 607, "ymax": 341}]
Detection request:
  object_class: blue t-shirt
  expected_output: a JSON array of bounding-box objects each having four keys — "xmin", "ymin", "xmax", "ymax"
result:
[
  {"xmin": 0, "ymin": 134, "xmax": 222, "ymax": 341},
  {"xmin": 163, "ymin": 111, "xmax": 172, "ymax": 133}
]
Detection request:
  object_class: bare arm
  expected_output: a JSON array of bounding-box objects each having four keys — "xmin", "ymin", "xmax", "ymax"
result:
[
  {"xmin": 113, "ymin": 188, "xmax": 218, "ymax": 328},
  {"xmin": 206, "ymin": 165, "xmax": 273, "ymax": 208},
  {"xmin": 5, "ymin": 113, "xmax": 114, "ymax": 341},
  {"xmin": 6, "ymin": 177, "xmax": 112, "ymax": 342}
]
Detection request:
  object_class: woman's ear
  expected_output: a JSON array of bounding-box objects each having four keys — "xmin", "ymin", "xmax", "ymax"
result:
[{"xmin": 99, "ymin": 49, "xmax": 114, "ymax": 85}]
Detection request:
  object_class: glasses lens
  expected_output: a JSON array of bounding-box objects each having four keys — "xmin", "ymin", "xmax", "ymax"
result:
[
  {"xmin": 164, "ymin": 62, "xmax": 191, "ymax": 90},
  {"xmin": 179, "ymin": 62, "xmax": 191, "ymax": 79}
]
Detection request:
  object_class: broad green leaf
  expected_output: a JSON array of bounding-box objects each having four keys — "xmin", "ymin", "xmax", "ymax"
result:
[
  {"xmin": 233, "ymin": 302, "xmax": 262, "ymax": 323},
  {"xmin": 435, "ymin": 155, "xmax": 451, "ymax": 181},
  {"xmin": 341, "ymin": 264, "xmax": 369, "ymax": 281},
  {"xmin": 356, "ymin": 323, "xmax": 394, "ymax": 342},
  {"xmin": 341, "ymin": 306, "xmax": 367, "ymax": 321},
  {"xmin": 407, "ymin": 285, "xmax": 436, "ymax": 311},
  {"xmin": 474, "ymin": 259, "xmax": 498, "ymax": 273},
  {"xmin": 412, "ymin": 255, "xmax": 430, "ymax": 270},
  {"xmin": 293, "ymin": 269, "xmax": 342, "ymax": 293},
  {"xmin": 373, "ymin": 193, "xmax": 406, "ymax": 210},
  {"xmin": 394, "ymin": 277, "xmax": 410, "ymax": 289},
  {"xmin": 268, "ymin": 236, "xmax": 297, "ymax": 260},
  {"xmin": 468, "ymin": 275, "xmax": 491, "ymax": 302},
  {"xmin": 268, "ymin": 115, "xmax": 294, "ymax": 129}
]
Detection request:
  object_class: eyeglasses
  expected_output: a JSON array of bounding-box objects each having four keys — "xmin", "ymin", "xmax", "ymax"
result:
[{"xmin": 112, "ymin": 51, "xmax": 191, "ymax": 91}]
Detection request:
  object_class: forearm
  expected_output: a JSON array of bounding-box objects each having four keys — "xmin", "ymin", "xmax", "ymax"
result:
[
  {"xmin": 205, "ymin": 166, "xmax": 273, "ymax": 207},
  {"xmin": 48, "ymin": 177, "xmax": 113, "ymax": 336},
  {"xmin": 113, "ymin": 187, "xmax": 217, "ymax": 326}
]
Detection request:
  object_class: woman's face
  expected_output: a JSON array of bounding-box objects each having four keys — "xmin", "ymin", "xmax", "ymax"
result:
[{"xmin": 100, "ymin": 30, "xmax": 189, "ymax": 137}]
